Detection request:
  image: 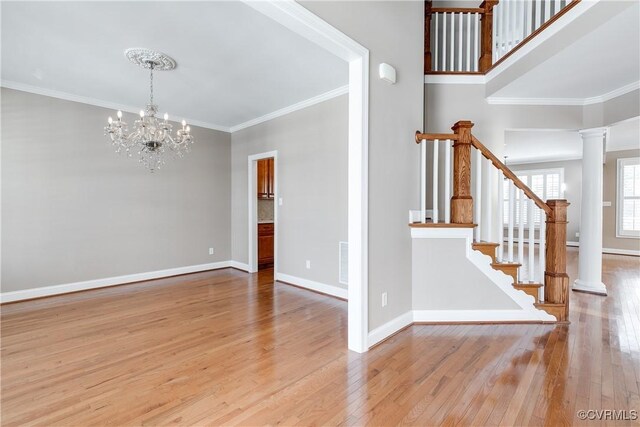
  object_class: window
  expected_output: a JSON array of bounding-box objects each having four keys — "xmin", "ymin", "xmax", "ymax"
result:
[
  {"xmin": 503, "ymin": 168, "xmax": 565, "ymax": 226},
  {"xmin": 617, "ymin": 157, "xmax": 640, "ymax": 238}
]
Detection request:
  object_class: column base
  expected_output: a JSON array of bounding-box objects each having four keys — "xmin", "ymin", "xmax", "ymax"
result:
[{"xmin": 572, "ymin": 279, "xmax": 607, "ymax": 296}]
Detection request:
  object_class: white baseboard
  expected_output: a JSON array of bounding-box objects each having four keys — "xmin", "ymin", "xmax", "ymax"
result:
[
  {"xmin": 368, "ymin": 311, "xmax": 414, "ymax": 348},
  {"xmin": 367, "ymin": 307, "xmax": 554, "ymax": 349},
  {"xmin": 275, "ymin": 272, "xmax": 348, "ymax": 300},
  {"xmin": 603, "ymin": 247, "xmax": 640, "ymax": 256},
  {"xmin": 0, "ymin": 261, "xmax": 233, "ymax": 303},
  {"xmin": 413, "ymin": 309, "xmax": 553, "ymax": 323},
  {"xmin": 566, "ymin": 241, "xmax": 639, "ymax": 256},
  {"xmin": 229, "ymin": 261, "xmax": 250, "ymax": 272}
]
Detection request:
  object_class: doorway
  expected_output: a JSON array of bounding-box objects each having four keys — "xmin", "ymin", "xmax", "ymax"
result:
[{"xmin": 248, "ymin": 151, "xmax": 278, "ymax": 276}]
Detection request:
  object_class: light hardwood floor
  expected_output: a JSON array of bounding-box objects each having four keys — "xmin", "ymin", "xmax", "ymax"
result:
[{"xmin": 1, "ymin": 248, "xmax": 639, "ymax": 426}]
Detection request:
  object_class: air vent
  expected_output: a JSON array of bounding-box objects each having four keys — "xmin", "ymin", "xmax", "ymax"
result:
[{"xmin": 339, "ymin": 241, "xmax": 348, "ymax": 285}]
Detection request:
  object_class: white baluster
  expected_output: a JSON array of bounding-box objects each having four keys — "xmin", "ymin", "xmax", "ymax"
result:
[
  {"xmin": 492, "ymin": 5, "xmax": 498, "ymax": 62},
  {"xmin": 483, "ymin": 158, "xmax": 493, "ymax": 242},
  {"xmin": 554, "ymin": 0, "xmax": 561, "ymax": 16},
  {"xmin": 525, "ymin": 0, "xmax": 532, "ymax": 39},
  {"xmin": 475, "ymin": 149, "xmax": 482, "ymax": 241},
  {"xmin": 421, "ymin": 139, "xmax": 427, "ymax": 223},
  {"xmin": 432, "ymin": 139, "xmax": 439, "ymax": 223},
  {"xmin": 450, "ymin": 12, "xmax": 455, "ymax": 71},
  {"xmin": 535, "ymin": 0, "xmax": 542, "ymax": 30},
  {"xmin": 443, "ymin": 13, "xmax": 448, "ymax": 71},
  {"xmin": 518, "ymin": 190, "xmax": 525, "ymax": 267},
  {"xmin": 539, "ymin": 207, "xmax": 546, "ymax": 287},
  {"xmin": 444, "ymin": 140, "xmax": 451, "ymax": 223},
  {"xmin": 508, "ymin": 180, "xmax": 515, "ymax": 262},
  {"xmin": 466, "ymin": 13, "xmax": 471, "ymax": 72},
  {"xmin": 507, "ymin": 0, "xmax": 512, "ymax": 49},
  {"xmin": 544, "ymin": 0, "xmax": 551, "ymax": 23},
  {"xmin": 474, "ymin": 13, "xmax": 480, "ymax": 71},
  {"xmin": 458, "ymin": 12, "xmax": 463, "ymax": 71},
  {"xmin": 498, "ymin": 1, "xmax": 506, "ymax": 58},
  {"xmin": 515, "ymin": 0, "xmax": 523, "ymax": 45},
  {"xmin": 434, "ymin": 13, "xmax": 439, "ymax": 71},
  {"xmin": 528, "ymin": 198, "xmax": 535, "ymax": 282},
  {"xmin": 497, "ymin": 170, "xmax": 505, "ymax": 261}
]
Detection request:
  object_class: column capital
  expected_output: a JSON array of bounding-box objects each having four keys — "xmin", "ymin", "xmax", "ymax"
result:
[{"xmin": 578, "ymin": 127, "xmax": 610, "ymax": 139}]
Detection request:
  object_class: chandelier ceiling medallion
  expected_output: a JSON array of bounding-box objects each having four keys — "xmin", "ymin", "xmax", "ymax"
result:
[{"xmin": 104, "ymin": 48, "xmax": 194, "ymax": 172}]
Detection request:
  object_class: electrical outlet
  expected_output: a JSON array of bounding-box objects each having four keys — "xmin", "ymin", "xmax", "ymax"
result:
[
  {"xmin": 382, "ymin": 292, "xmax": 388, "ymax": 307},
  {"xmin": 279, "ymin": 197, "xmax": 283, "ymax": 206},
  {"xmin": 306, "ymin": 260, "xmax": 311, "ymax": 269},
  {"xmin": 575, "ymin": 232, "xmax": 580, "ymax": 238},
  {"xmin": 209, "ymin": 247, "xmax": 214, "ymax": 255}
]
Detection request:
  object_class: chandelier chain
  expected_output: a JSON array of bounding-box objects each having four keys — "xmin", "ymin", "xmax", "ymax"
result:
[{"xmin": 149, "ymin": 63, "xmax": 154, "ymax": 105}]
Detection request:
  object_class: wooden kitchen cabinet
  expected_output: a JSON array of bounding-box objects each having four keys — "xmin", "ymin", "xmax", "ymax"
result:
[
  {"xmin": 257, "ymin": 223, "xmax": 274, "ymax": 268},
  {"xmin": 257, "ymin": 158, "xmax": 274, "ymax": 199}
]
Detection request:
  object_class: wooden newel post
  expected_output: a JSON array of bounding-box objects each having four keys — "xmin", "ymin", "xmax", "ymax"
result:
[
  {"xmin": 544, "ymin": 199, "xmax": 570, "ymax": 321},
  {"xmin": 451, "ymin": 120, "xmax": 474, "ymax": 224},
  {"xmin": 479, "ymin": 0, "xmax": 498, "ymax": 73},
  {"xmin": 424, "ymin": 1, "xmax": 432, "ymax": 73}
]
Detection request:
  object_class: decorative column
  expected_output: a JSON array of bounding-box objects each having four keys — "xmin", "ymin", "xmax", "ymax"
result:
[
  {"xmin": 451, "ymin": 121, "xmax": 474, "ymax": 224},
  {"xmin": 573, "ymin": 127, "xmax": 609, "ymax": 296},
  {"xmin": 479, "ymin": 0, "xmax": 498, "ymax": 72}
]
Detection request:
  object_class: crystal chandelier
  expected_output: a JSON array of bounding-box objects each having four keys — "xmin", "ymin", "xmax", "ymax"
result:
[{"xmin": 104, "ymin": 48, "xmax": 194, "ymax": 172}]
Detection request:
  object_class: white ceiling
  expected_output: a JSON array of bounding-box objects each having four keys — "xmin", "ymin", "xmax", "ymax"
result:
[
  {"xmin": 1, "ymin": 1, "xmax": 348, "ymax": 131},
  {"xmin": 490, "ymin": 1, "xmax": 639, "ymax": 101},
  {"xmin": 506, "ymin": 117, "xmax": 640, "ymax": 164}
]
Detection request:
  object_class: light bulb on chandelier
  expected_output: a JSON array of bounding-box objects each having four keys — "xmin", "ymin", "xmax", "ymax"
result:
[{"xmin": 104, "ymin": 48, "xmax": 194, "ymax": 172}]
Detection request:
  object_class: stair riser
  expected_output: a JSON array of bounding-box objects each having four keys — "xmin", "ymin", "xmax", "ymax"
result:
[
  {"xmin": 514, "ymin": 286, "xmax": 539, "ymax": 301},
  {"xmin": 473, "ymin": 246, "xmax": 496, "ymax": 263},
  {"xmin": 493, "ymin": 265, "xmax": 518, "ymax": 282}
]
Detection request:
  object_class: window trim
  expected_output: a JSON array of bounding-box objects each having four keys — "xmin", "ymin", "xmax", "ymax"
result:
[
  {"xmin": 616, "ymin": 157, "xmax": 640, "ymax": 239},
  {"xmin": 503, "ymin": 167, "xmax": 565, "ymax": 228}
]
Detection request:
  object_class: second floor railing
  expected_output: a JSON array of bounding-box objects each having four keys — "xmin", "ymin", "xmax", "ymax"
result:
[{"xmin": 425, "ymin": 0, "xmax": 580, "ymax": 74}]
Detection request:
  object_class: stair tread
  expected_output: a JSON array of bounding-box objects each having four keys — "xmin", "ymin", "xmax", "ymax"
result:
[
  {"xmin": 472, "ymin": 241, "xmax": 500, "ymax": 247},
  {"xmin": 514, "ymin": 283, "xmax": 543, "ymax": 288},
  {"xmin": 410, "ymin": 222, "xmax": 477, "ymax": 228},
  {"xmin": 491, "ymin": 262, "xmax": 521, "ymax": 267}
]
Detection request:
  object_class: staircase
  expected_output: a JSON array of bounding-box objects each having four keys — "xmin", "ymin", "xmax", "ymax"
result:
[{"xmin": 413, "ymin": 121, "xmax": 570, "ymax": 322}]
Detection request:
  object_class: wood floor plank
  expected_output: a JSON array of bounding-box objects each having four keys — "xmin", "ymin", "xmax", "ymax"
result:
[{"xmin": 2, "ymin": 248, "xmax": 639, "ymax": 426}]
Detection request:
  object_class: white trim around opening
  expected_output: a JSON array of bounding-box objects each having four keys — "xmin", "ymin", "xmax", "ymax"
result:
[
  {"xmin": 243, "ymin": 0, "xmax": 370, "ymax": 353},
  {"xmin": 248, "ymin": 151, "xmax": 279, "ymax": 275}
]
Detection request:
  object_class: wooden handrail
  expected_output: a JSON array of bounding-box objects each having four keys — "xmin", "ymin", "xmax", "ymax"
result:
[
  {"xmin": 487, "ymin": 0, "xmax": 581, "ymax": 73},
  {"xmin": 471, "ymin": 135, "xmax": 552, "ymax": 215},
  {"xmin": 415, "ymin": 132, "xmax": 458, "ymax": 144},
  {"xmin": 431, "ymin": 7, "xmax": 485, "ymax": 14}
]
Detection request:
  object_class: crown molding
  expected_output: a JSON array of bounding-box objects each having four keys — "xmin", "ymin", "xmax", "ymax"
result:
[
  {"xmin": 486, "ymin": 81, "xmax": 640, "ymax": 106},
  {"xmin": 509, "ymin": 155, "xmax": 583, "ymax": 166},
  {"xmin": 424, "ymin": 74, "xmax": 486, "ymax": 85},
  {"xmin": 0, "ymin": 80, "xmax": 232, "ymax": 133},
  {"xmin": 2, "ymin": 80, "xmax": 351, "ymax": 135},
  {"xmin": 229, "ymin": 84, "xmax": 349, "ymax": 133}
]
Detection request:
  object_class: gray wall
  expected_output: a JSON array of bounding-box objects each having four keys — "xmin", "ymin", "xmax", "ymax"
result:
[
  {"xmin": 604, "ymin": 149, "xmax": 640, "ymax": 252},
  {"xmin": 301, "ymin": 1, "xmax": 424, "ymax": 330},
  {"xmin": 231, "ymin": 95, "xmax": 348, "ymax": 289},
  {"xmin": 413, "ymin": 237, "xmax": 520, "ymax": 310},
  {"xmin": 1, "ymin": 88, "xmax": 232, "ymax": 292},
  {"xmin": 511, "ymin": 159, "xmax": 583, "ymax": 242},
  {"xmin": 425, "ymin": 83, "xmax": 585, "ymax": 155}
]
